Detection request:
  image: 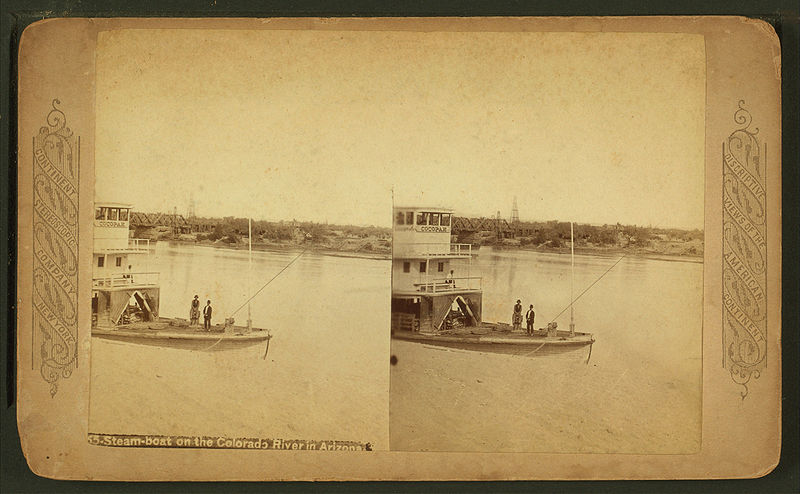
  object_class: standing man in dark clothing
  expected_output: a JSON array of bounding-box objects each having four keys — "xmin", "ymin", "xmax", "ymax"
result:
[
  {"xmin": 203, "ymin": 300, "xmax": 213, "ymax": 331},
  {"xmin": 526, "ymin": 304, "xmax": 536, "ymax": 336}
]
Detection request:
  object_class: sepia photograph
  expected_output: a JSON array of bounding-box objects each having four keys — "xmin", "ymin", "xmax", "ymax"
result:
[
  {"xmin": 387, "ymin": 32, "xmax": 706, "ymax": 454},
  {"xmin": 89, "ymin": 28, "xmax": 706, "ymax": 454},
  {"xmin": 88, "ymin": 28, "xmax": 399, "ymax": 450}
]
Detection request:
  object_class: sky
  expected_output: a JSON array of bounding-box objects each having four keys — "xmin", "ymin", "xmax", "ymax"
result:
[{"xmin": 95, "ymin": 28, "xmax": 705, "ymax": 229}]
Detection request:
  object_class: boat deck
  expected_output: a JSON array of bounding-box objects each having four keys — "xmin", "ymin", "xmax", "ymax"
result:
[{"xmin": 92, "ymin": 318, "xmax": 272, "ymax": 352}]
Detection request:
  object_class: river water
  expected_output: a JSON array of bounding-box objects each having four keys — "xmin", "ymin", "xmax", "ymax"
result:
[
  {"xmin": 390, "ymin": 247, "xmax": 703, "ymax": 453},
  {"xmin": 89, "ymin": 243, "xmax": 702, "ymax": 454},
  {"xmin": 89, "ymin": 242, "xmax": 391, "ymax": 449},
  {"xmin": 476, "ymin": 247, "xmax": 703, "ymax": 375}
]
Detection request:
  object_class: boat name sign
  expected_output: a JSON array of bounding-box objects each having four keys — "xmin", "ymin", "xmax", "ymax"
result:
[
  {"xmin": 95, "ymin": 220, "xmax": 127, "ymax": 228},
  {"xmin": 418, "ymin": 226, "xmax": 448, "ymax": 233},
  {"xmin": 395, "ymin": 225, "xmax": 449, "ymax": 233}
]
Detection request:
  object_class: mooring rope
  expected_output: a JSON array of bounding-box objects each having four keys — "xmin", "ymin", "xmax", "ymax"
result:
[
  {"xmin": 198, "ymin": 334, "xmax": 225, "ymax": 352},
  {"xmin": 546, "ymin": 255, "xmax": 626, "ymax": 324}
]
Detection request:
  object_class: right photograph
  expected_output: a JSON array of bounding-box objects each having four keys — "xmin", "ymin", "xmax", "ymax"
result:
[{"xmin": 389, "ymin": 32, "xmax": 706, "ymax": 454}]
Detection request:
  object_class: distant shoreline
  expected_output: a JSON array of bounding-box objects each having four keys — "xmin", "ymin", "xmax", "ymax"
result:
[
  {"xmin": 136, "ymin": 215, "xmax": 702, "ymax": 264},
  {"xmin": 496, "ymin": 244, "xmax": 704, "ymax": 264},
  {"xmin": 159, "ymin": 238, "xmax": 702, "ymax": 264},
  {"xmin": 164, "ymin": 238, "xmax": 392, "ymax": 261}
]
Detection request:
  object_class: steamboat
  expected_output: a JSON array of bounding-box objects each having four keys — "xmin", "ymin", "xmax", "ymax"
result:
[
  {"xmin": 91, "ymin": 202, "xmax": 271, "ymax": 354},
  {"xmin": 390, "ymin": 206, "xmax": 594, "ymax": 360}
]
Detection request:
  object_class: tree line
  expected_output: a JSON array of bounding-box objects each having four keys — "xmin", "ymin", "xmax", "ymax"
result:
[
  {"xmin": 193, "ymin": 217, "xmax": 391, "ymax": 245},
  {"xmin": 462, "ymin": 220, "xmax": 704, "ymax": 249}
]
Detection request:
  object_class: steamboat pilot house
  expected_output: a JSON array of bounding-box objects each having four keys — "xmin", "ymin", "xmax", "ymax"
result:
[
  {"xmin": 391, "ymin": 207, "xmax": 483, "ymax": 334},
  {"xmin": 91, "ymin": 202, "xmax": 159, "ymax": 329}
]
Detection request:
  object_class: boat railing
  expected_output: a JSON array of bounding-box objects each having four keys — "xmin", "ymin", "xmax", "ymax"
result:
[
  {"xmin": 394, "ymin": 242, "xmax": 473, "ymax": 258},
  {"xmin": 94, "ymin": 238, "xmax": 152, "ymax": 254},
  {"xmin": 129, "ymin": 238, "xmax": 152, "ymax": 251},
  {"xmin": 92, "ymin": 271, "xmax": 160, "ymax": 289},
  {"xmin": 449, "ymin": 243, "xmax": 473, "ymax": 256},
  {"xmin": 413, "ymin": 276, "xmax": 482, "ymax": 293}
]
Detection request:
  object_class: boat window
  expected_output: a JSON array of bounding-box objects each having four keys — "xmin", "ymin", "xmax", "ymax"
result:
[
  {"xmin": 419, "ymin": 262, "xmax": 426, "ymax": 273},
  {"xmin": 403, "ymin": 262, "xmax": 410, "ymax": 273},
  {"xmin": 430, "ymin": 213, "xmax": 440, "ymax": 226},
  {"xmin": 108, "ymin": 208, "xmax": 119, "ymax": 220},
  {"xmin": 119, "ymin": 209, "xmax": 129, "ymax": 221},
  {"xmin": 417, "ymin": 212, "xmax": 428, "ymax": 226},
  {"xmin": 441, "ymin": 214, "xmax": 451, "ymax": 226},
  {"xmin": 395, "ymin": 211, "xmax": 405, "ymax": 225},
  {"xmin": 438, "ymin": 262, "xmax": 444, "ymax": 272},
  {"xmin": 95, "ymin": 207, "xmax": 104, "ymax": 220},
  {"xmin": 116, "ymin": 256, "xmax": 123, "ymax": 267},
  {"xmin": 97, "ymin": 256, "xmax": 104, "ymax": 268},
  {"xmin": 406, "ymin": 212, "xmax": 414, "ymax": 225}
]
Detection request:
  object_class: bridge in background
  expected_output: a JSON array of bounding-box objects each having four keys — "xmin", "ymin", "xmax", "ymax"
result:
[
  {"xmin": 451, "ymin": 216, "xmax": 543, "ymax": 238},
  {"xmin": 129, "ymin": 212, "xmax": 216, "ymax": 233},
  {"xmin": 129, "ymin": 211, "xmax": 534, "ymax": 238},
  {"xmin": 451, "ymin": 216, "xmax": 514, "ymax": 237}
]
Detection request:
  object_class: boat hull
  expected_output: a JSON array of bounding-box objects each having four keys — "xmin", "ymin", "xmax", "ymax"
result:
[
  {"xmin": 92, "ymin": 318, "xmax": 271, "ymax": 352},
  {"xmin": 392, "ymin": 326, "xmax": 594, "ymax": 360}
]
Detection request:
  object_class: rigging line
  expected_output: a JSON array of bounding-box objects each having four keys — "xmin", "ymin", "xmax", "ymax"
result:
[
  {"xmin": 547, "ymin": 255, "xmax": 627, "ymax": 324},
  {"xmin": 521, "ymin": 342, "xmax": 547, "ymax": 357},
  {"xmin": 229, "ymin": 247, "xmax": 309, "ymax": 318}
]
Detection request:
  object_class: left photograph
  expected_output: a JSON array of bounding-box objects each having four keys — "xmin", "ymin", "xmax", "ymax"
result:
[{"xmin": 87, "ymin": 29, "xmax": 392, "ymax": 450}]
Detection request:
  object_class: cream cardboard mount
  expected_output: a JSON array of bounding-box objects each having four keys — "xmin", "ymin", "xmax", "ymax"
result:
[{"xmin": 16, "ymin": 16, "xmax": 781, "ymax": 481}]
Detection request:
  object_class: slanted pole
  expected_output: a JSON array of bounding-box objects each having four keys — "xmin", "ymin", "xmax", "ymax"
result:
[{"xmin": 456, "ymin": 295, "xmax": 478, "ymax": 326}]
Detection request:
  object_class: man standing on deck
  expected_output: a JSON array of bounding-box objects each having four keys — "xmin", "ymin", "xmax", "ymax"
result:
[
  {"xmin": 190, "ymin": 295, "xmax": 200, "ymax": 326},
  {"xmin": 512, "ymin": 299, "xmax": 523, "ymax": 332},
  {"xmin": 203, "ymin": 300, "xmax": 213, "ymax": 331},
  {"xmin": 526, "ymin": 304, "xmax": 536, "ymax": 336}
]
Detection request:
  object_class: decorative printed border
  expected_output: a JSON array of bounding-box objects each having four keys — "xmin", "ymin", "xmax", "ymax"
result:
[
  {"xmin": 32, "ymin": 99, "xmax": 80, "ymax": 397},
  {"xmin": 722, "ymin": 100, "xmax": 767, "ymax": 400}
]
